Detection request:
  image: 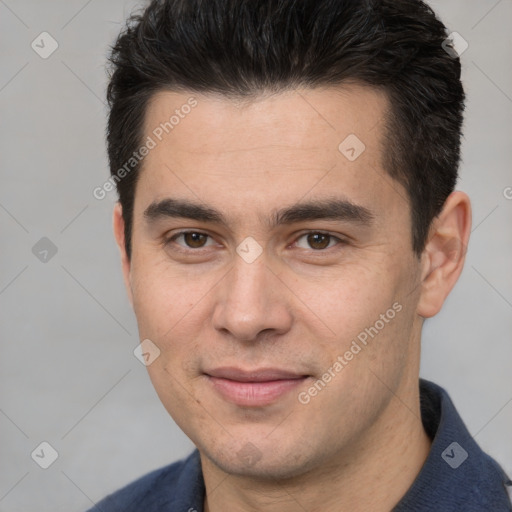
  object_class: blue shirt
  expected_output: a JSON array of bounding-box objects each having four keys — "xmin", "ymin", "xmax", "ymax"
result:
[{"xmin": 88, "ymin": 380, "xmax": 512, "ymax": 511}]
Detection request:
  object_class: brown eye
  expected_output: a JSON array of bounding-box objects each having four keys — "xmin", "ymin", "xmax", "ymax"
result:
[
  {"xmin": 183, "ymin": 232, "xmax": 208, "ymax": 248},
  {"xmin": 295, "ymin": 232, "xmax": 341, "ymax": 251},
  {"xmin": 306, "ymin": 233, "xmax": 331, "ymax": 250},
  {"xmin": 167, "ymin": 231, "xmax": 213, "ymax": 250}
]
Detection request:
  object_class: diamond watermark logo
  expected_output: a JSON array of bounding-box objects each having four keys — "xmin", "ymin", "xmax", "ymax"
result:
[
  {"xmin": 236, "ymin": 442, "xmax": 262, "ymax": 467},
  {"xmin": 31, "ymin": 32, "xmax": 59, "ymax": 59},
  {"xmin": 236, "ymin": 236, "xmax": 263, "ymax": 264},
  {"xmin": 442, "ymin": 32, "xmax": 468, "ymax": 58},
  {"xmin": 32, "ymin": 237, "xmax": 58, "ymax": 263},
  {"xmin": 134, "ymin": 339, "xmax": 161, "ymax": 366},
  {"xmin": 31, "ymin": 441, "xmax": 59, "ymax": 469},
  {"xmin": 441, "ymin": 442, "xmax": 468, "ymax": 469},
  {"xmin": 338, "ymin": 134, "xmax": 366, "ymax": 161}
]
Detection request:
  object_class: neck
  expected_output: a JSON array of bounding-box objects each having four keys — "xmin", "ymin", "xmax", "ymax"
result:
[{"xmin": 202, "ymin": 373, "xmax": 431, "ymax": 512}]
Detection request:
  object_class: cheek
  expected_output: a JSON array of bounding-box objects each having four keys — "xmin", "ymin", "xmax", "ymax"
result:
[
  {"xmin": 130, "ymin": 260, "xmax": 215, "ymax": 381},
  {"xmin": 309, "ymin": 263, "xmax": 401, "ymax": 335},
  {"xmin": 130, "ymin": 257, "xmax": 205, "ymax": 339},
  {"xmin": 312, "ymin": 262, "xmax": 413, "ymax": 380}
]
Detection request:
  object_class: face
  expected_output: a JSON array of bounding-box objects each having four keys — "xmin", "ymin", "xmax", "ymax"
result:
[{"xmin": 118, "ymin": 85, "xmax": 426, "ymax": 479}]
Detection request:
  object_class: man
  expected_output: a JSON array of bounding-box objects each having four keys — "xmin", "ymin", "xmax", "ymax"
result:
[{"xmin": 89, "ymin": 0, "xmax": 512, "ymax": 510}]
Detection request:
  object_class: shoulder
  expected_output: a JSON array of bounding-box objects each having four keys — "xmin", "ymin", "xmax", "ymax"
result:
[
  {"xmin": 86, "ymin": 450, "xmax": 204, "ymax": 512},
  {"xmin": 395, "ymin": 380, "xmax": 512, "ymax": 511}
]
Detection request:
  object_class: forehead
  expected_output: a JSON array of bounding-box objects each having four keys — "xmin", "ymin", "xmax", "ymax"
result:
[
  {"xmin": 143, "ymin": 84, "xmax": 389, "ymax": 155},
  {"xmin": 135, "ymin": 85, "xmax": 408, "ymax": 229}
]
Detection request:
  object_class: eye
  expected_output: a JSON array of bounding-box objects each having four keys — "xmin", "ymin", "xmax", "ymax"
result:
[
  {"xmin": 294, "ymin": 231, "xmax": 344, "ymax": 251},
  {"xmin": 166, "ymin": 231, "xmax": 215, "ymax": 250},
  {"xmin": 164, "ymin": 230, "xmax": 347, "ymax": 254}
]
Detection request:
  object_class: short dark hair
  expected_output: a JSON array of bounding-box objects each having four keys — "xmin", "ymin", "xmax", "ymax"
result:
[{"xmin": 106, "ymin": 0, "xmax": 465, "ymax": 260}]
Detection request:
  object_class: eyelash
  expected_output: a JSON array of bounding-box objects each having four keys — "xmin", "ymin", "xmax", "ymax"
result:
[{"xmin": 164, "ymin": 230, "xmax": 347, "ymax": 253}]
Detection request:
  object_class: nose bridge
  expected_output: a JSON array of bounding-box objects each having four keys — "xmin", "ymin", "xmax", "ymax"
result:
[
  {"xmin": 212, "ymin": 250, "xmax": 290, "ymax": 340},
  {"xmin": 227, "ymin": 254, "xmax": 272, "ymax": 317}
]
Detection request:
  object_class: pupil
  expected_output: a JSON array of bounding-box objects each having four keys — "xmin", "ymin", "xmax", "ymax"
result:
[
  {"xmin": 186, "ymin": 232, "xmax": 205, "ymax": 248},
  {"xmin": 309, "ymin": 233, "xmax": 329, "ymax": 250}
]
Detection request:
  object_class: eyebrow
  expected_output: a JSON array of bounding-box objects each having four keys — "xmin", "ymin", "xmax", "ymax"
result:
[{"xmin": 143, "ymin": 197, "xmax": 374, "ymax": 229}]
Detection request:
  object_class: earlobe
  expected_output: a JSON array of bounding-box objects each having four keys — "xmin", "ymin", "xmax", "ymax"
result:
[
  {"xmin": 113, "ymin": 203, "xmax": 134, "ymax": 307},
  {"xmin": 416, "ymin": 191, "xmax": 472, "ymax": 318}
]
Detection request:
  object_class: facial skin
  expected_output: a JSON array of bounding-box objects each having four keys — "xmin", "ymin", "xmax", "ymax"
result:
[{"xmin": 113, "ymin": 85, "xmax": 471, "ymax": 511}]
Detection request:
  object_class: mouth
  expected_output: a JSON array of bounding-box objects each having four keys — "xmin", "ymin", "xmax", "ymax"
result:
[{"xmin": 204, "ymin": 367, "xmax": 309, "ymax": 407}]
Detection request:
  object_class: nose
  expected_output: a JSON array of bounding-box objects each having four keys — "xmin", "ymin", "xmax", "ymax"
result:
[{"xmin": 212, "ymin": 251, "xmax": 293, "ymax": 342}]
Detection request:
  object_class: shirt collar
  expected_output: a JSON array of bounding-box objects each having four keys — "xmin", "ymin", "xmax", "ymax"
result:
[{"xmin": 393, "ymin": 379, "xmax": 511, "ymax": 511}]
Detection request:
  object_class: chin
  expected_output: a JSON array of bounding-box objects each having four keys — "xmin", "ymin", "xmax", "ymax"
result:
[{"xmin": 198, "ymin": 435, "xmax": 321, "ymax": 481}]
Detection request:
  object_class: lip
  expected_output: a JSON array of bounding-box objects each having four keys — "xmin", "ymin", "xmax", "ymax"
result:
[{"xmin": 205, "ymin": 367, "xmax": 308, "ymax": 407}]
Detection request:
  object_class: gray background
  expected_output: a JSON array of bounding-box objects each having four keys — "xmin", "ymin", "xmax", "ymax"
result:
[{"xmin": 0, "ymin": 1, "xmax": 511, "ymax": 511}]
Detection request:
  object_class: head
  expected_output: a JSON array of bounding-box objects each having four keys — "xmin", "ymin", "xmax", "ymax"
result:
[{"xmin": 108, "ymin": 0, "xmax": 470, "ymax": 479}]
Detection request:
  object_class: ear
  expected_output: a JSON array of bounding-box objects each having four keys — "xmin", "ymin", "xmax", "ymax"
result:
[
  {"xmin": 417, "ymin": 191, "xmax": 472, "ymax": 318},
  {"xmin": 113, "ymin": 202, "xmax": 134, "ymax": 307}
]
